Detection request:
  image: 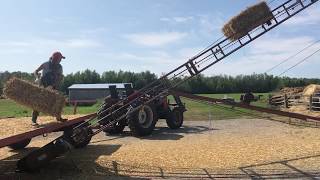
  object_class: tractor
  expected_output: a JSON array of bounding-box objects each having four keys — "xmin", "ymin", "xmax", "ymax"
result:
[{"xmin": 97, "ymin": 84, "xmax": 186, "ymax": 136}]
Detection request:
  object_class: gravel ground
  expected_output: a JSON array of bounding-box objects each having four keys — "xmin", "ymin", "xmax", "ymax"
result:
[{"xmin": 0, "ymin": 118, "xmax": 320, "ymax": 179}]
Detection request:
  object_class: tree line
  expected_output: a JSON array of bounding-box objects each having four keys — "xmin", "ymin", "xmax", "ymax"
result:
[{"xmin": 1, "ymin": 70, "xmax": 320, "ymax": 95}]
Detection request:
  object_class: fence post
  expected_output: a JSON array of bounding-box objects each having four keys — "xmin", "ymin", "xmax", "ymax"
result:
[
  {"xmin": 73, "ymin": 101, "xmax": 78, "ymax": 115},
  {"xmin": 310, "ymin": 95, "xmax": 313, "ymax": 112},
  {"xmin": 268, "ymin": 94, "xmax": 272, "ymax": 106},
  {"xmin": 284, "ymin": 94, "xmax": 288, "ymax": 108}
]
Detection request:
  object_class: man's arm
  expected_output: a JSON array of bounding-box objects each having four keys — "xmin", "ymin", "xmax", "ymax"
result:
[{"xmin": 34, "ymin": 64, "xmax": 44, "ymax": 78}]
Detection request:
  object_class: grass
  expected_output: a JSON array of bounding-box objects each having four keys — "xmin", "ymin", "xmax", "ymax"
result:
[
  {"xmin": 175, "ymin": 93, "xmax": 270, "ymax": 121},
  {"xmin": 0, "ymin": 99, "xmax": 101, "ymax": 118},
  {"xmin": 0, "ymin": 93, "xmax": 271, "ymax": 120}
]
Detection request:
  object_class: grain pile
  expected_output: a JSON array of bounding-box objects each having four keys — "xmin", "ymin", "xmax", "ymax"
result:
[
  {"xmin": 74, "ymin": 120, "xmax": 320, "ymax": 176},
  {"xmin": 3, "ymin": 77, "xmax": 65, "ymax": 118},
  {"xmin": 222, "ymin": 1, "xmax": 273, "ymax": 41},
  {"xmin": 0, "ymin": 120, "xmax": 320, "ymax": 179}
]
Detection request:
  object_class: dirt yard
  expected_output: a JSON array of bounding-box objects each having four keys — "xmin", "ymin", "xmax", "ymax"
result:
[{"xmin": 0, "ymin": 117, "xmax": 320, "ymax": 179}]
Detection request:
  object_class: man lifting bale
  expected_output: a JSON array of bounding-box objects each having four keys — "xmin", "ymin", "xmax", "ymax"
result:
[
  {"xmin": 3, "ymin": 51, "xmax": 68, "ymax": 127},
  {"xmin": 31, "ymin": 51, "xmax": 67, "ymax": 126}
]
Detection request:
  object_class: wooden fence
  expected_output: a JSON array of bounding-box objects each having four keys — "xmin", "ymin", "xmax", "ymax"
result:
[
  {"xmin": 311, "ymin": 93, "xmax": 320, "ymax": 111},
  {"xmin": 269, "ymin": 93, "xmax": 320, "ymax": 111}
]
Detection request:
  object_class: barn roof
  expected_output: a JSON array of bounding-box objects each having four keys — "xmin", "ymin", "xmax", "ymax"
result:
[{"xmin": 68, "ymin": 83, "xmax": 132, "ymax": 89}]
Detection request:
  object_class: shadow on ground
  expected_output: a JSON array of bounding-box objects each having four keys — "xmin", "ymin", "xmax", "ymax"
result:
[
  {"xmin": 91, "ymin": 125, "xmax": 217, "ymax": 144},
  {"xmin": 239, "ymin": 154, "xmax": 320, "ymax": 179},
  {"xmin": 79, "ymin": 154, "xmax": 320, "ymax": 179},
  {"xmin": 143, "ymin": 125, "xmax": 217, "ymax": 140},
  {"xmin": 68, "ymin": 153, "xmax": 320, "ymax": 179},
  {"xmin": 0, "ymin": 146, "xmax": 319, "ymax": 179},
  {"xmin": 0, "ymin": 144, "xmax": 147, "ymax": 180}
]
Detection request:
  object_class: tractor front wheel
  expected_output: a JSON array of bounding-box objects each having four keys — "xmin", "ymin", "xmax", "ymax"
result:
[{"xmin": 166, "ymin": 108, "xmax": 184, "ymax": 129}]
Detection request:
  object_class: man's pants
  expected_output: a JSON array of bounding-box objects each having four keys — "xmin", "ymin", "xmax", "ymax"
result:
[
  {"xmin": 32, "ymin": 110, "xmax": 40, "ymax": 123},
  {"xmin": 31, "ymin": 80, "xmax": 51, "ymax": 124}
]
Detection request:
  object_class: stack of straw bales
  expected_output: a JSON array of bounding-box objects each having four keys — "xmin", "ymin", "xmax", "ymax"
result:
[
  {"xmin": 280, "ymin": 87, "xmax": 304, "ymax": 95},
  {"xmin": 222, "ymin": 1, "xmax": 273, "ymax": 41},
  {"xmin": 3, "ymin": 77, "xmax": 65, "ymax": 118},
  {"xmin": 303, "ymin": 84, "xmax": 320, "ymax": 96}
]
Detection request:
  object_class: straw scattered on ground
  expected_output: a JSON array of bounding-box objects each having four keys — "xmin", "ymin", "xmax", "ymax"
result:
[{"xmin": 1, "ymin": 119, "xmax": 319, "ymax": 179}]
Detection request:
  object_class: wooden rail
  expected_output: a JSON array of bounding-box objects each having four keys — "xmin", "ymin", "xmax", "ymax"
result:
[
  {"xmin": 270, "ymin": 93, "xmax": 320, "ymax": 112},
  {"xmin": 171, "ymin": 91, "xmax": 320, "ymax": 122},
  {"xmin": 311, "ymin": 95, "xmax": 320, "ymax": 111}
]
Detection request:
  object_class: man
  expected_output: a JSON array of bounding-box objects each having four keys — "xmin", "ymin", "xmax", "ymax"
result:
[
  {"xmin": 32, "ymin": 51, "xmax": 67, "ymax": 126},
  {"xmin": 242, "ymin": 91, "xmax": 255, "ymax": 105}
]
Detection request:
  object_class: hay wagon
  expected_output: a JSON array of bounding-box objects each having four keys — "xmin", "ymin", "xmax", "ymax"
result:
[{"xmin": 0, "ymin": 114, "xmax": 96, "ymax": 150}]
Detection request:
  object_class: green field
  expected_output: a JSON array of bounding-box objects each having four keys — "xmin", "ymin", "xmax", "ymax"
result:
[
  {"xmin": 0, "ymin": 93, "xmax": 270, "ymax": 120},
  {"xmin": 177, "ymin": 93, "xmax": 270, "ymax": 121},
  {"xmin": 0, "ymin": 99, "xmax": 101, "ymax": 118}
]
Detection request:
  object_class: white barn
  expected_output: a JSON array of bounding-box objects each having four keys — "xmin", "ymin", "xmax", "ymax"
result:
[{"xmin": 68, "ymin": 83, "xmax": 132, "ymax": 102}]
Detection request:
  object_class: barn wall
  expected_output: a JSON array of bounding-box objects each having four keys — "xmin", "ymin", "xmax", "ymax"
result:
[{"xmin": 69, "ymin": 89, "xmax": 110, "ymax": 101}]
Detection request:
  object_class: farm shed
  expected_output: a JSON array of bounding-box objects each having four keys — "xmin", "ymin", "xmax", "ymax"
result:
[{"xmin": 68, "ymin": 83, "xmax": 132, "ymax": 103}]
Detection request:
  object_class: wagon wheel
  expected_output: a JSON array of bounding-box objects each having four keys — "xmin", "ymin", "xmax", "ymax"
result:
[
  {"xmin": 63, "ymin": 125, "xmax": 92, "ymax": 149},
  {"xmin": 103, "ymin": 119, "xmax": 127, "ymax": 135},
  {"xmin": 8, "ymin": 138, "xmax": 32, "ymax": 150}
]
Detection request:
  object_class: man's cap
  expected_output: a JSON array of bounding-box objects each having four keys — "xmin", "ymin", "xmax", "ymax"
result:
[{"xmin": 51, "ymin": 51, "xmax": 65, "ymax": 60}]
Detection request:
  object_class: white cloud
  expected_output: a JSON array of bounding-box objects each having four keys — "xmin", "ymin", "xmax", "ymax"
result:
[
  {"xmin": 0, "ymin": 38, "xmax": 102, "ymax": 51},
  {"xmin": 42, "ymin": 17, "xmax": 76, "ymax": 25},
  {"xmin": 177, "ymin": 47, "xmax": 205, "ymax": 60},
  {"xmin": 79, "ymin": 27, "xmax": 109, "ymax": 36},
  {"xmin": 160, "ymin": 16, "xmax": 194, "ymax": 23},
  {"xmin": 0, "ymin": 41, "xmax": 32, "ymax": 48},
  {"xmin": 250, "ymin": 36, "xmax": 314, "ymax": 55},
  {"xmin": 284, "ymin": 5, "xmax": 320, "ymax": 26},
  {"xmin": 197, "ymin": 13, "xmax": 225, "ymax": 36},
  {"xmin": 160, "ymin": 17, "xmax": 171, "ymax": 22},
  {"xmin": 65, "ymin": 39, "xmax": 102, "ymax": 48},
  {"xmin": 124, "ymin": 32, "xmax": 188, "ymax": 47},
  {"xmin": 204, "ymin": 35, "xmax": 319, "ymax": 77}
]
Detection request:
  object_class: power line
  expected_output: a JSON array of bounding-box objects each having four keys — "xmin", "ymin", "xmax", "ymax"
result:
[
  {"xmin": 265, "ymin": 40, "xmax": 320, "ymax": 73},
  {"xmin": 278, "ymin": 47, "xmax": 320, "ymax": 76}
]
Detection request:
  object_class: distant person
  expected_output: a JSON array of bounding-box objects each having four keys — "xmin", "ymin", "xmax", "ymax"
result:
[
  {"xmin": 243, "ymin": 91, "xmax": 255, "ymax": 105},
  {"xmin": 32, "ymin": 51, "xmax": 67, "ymax": 126}
]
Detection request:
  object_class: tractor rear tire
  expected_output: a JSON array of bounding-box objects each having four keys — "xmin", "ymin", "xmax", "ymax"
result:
[
  {"xmin": 128, "ymin": 105, "xmax": 158, "ymax": 136},
  {"xmin": 8, "ymin": 138, "xmax": 32, "ymax": 150},
  {"xmin": 166, "ymin": 108, "xmax": 184, "ymax": 129}
]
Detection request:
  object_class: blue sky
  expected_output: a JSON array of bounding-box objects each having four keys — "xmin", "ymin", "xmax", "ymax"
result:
[{"xmin": 0, "ymin": 0, "xmax": 319, "ymax": 78}]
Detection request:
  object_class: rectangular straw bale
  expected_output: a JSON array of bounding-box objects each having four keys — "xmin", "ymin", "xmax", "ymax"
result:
[
  {"xmin": 222, "ymin": 1, "xmax": 273, "ymax": 41},
  {"xmin": 3, "ymin": 77, "xmax": 65, "ymax": 117}
]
